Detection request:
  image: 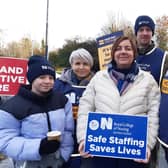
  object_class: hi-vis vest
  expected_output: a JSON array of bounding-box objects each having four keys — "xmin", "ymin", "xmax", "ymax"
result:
[
  {"xmin": 65, "ymin": 85, "xmax": 86, "ymax": 119},
  {"xmin": 157, "ymin": 51, "xmax": 168, "ymax": 147}
]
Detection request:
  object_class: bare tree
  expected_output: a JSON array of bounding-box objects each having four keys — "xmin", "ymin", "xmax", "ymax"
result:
[
  {"xmin": 100, "ymin": 12, "xmax": 134, "ymax": 38},
  {"xmin": 5, "ymin": 37, "xmax": 42, "ymax": 58},
  {"xmin": 0, "ymin": 29, "xmax": 6, "ymax": 56},
  {"xmin": 155, "ymin": 15, "xmax": 168, "ymax": 50},
  {"xmin": 20, "ymin": 37, "xmax": 32, "ymax": 58},
  {"xmin": 6, "ymin": 41, "xmax": 20, "ymax": 57}
]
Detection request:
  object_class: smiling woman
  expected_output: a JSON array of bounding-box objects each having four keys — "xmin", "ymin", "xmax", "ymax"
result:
[
  {"xmin": 77, "ymin": 36, "xmax": 160, "ymax": 168},
  {"xmin": 113, "ymin": 40, "xmax": 135, "ymax": 69},
  {"xmin": 54, "ymin": 48, "xmax": 94, "ymax": 168}
]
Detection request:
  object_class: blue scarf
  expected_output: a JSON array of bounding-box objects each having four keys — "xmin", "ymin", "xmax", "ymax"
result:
[{"xmin": 108, "ymin": 61, "xmax": 139, "ymax": 95}]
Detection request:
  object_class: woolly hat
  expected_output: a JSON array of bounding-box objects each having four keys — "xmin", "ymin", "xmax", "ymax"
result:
[
  {"xmin": 27, "ymin": 55, "xmax": 55, "ymax": 84},
  {"xmin": 134, "ymin": 15, "xmax": 155, "ymax": 35},
  {"xmin": 69, "ymin": 48, "xmax": 94, "ymax": 67}
]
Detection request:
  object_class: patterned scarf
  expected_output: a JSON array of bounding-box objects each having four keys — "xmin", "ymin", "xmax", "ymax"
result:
[{"xmin": 108, "ymin": 61, "xmax": 139, "ymax": 95}]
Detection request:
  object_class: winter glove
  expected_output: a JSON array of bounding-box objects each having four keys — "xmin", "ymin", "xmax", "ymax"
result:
[{"xmin": 39, "ymin": 137, "xmax": 60, "ymax": 155}]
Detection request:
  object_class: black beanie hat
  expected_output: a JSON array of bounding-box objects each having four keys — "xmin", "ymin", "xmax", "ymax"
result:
[
  {"xmin": 27, "ymin": 55, "xmax": 55, "ymax": 84},
  {"xmin": 134, "ymin": 15, "xmax": 155, "ymax": 36}
]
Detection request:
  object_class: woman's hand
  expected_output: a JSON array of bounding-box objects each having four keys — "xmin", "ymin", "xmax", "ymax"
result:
[
  {"xmin": 134, "ymin": 146, "xmax": 151, "ymax": 163},
  {"xmin": 78, "ymin": 140, "xmax": 93, "ymax": 158}
]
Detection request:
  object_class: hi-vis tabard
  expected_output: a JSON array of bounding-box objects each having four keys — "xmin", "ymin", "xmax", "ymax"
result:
[
  {"xmin": 65, "ymin": 85, "xmax": 86, "ymax": 119},
  {"xmin": 161, "ymin": 70, "xmax": 168, "ymax": 94}
]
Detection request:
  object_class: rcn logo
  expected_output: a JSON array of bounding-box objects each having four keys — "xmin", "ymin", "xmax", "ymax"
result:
[{"xmin": 89, "ymin": 117, "xmax": 113, "ymax": 131}]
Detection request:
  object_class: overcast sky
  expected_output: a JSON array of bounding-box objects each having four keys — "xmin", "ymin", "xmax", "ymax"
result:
[{"xmin": 0, "ymin": 0, "xmax": 168, "ymax": 50}]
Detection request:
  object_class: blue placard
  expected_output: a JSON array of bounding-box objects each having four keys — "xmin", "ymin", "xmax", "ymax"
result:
[
  {"xmin": 96, "ymin": 31, "xmax": 124, "ymax": 48},
  {"xmin": 84, "ymin": 112, "xmax": 148, "ymax": 160}
]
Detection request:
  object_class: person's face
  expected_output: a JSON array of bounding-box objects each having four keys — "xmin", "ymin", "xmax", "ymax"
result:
[
  {"xmin": 31, "ymin": 75, "xmax": 54, "ymax": 96},
  {"xmin": 136, "ymin": 26, "xmax": 153, "ymax": 47},
  {"xmin": 114, "ymin": 39, "xmax": 134, "ymax": 69},
  {"xmin": 71, "ymin": 58, "xmax": 91, "ymax": 79}
]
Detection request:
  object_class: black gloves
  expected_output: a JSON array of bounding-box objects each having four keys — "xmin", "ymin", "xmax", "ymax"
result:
[{"xmin": 39, "ymin": 137, "xmax": 60, "ymax": 155}]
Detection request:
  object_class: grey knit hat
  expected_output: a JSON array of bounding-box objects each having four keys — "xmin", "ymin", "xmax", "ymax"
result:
[{"xmin": 69, "ymin": 48, "xmax": 93, "ymax": 67}]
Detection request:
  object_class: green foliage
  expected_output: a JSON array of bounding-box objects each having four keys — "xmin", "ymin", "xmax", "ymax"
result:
[{"xmin": 49, "ymin": 38, "xmax": 99, "ymax": 72}]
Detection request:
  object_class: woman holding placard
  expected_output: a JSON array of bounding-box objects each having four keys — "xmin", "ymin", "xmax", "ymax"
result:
[{"xmin": 77, "ymin": 36, "xmax": 160, "ymax": 168}]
